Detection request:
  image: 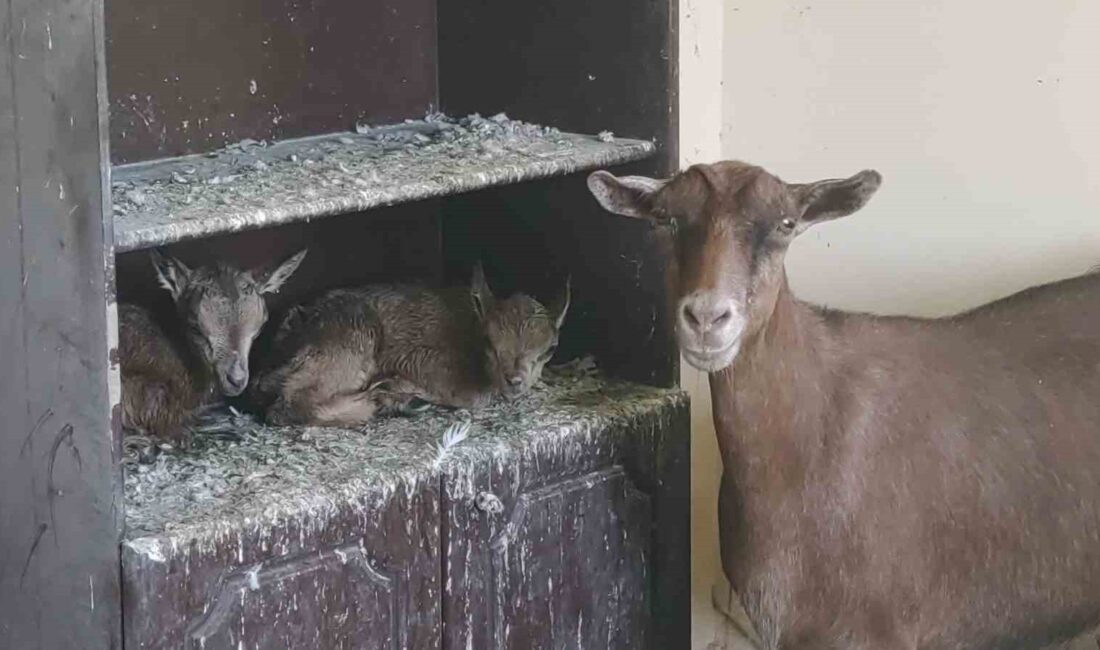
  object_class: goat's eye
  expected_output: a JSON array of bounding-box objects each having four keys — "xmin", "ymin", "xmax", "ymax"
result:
[{"xmin": 778, "ymin": 217, "xmax": 796, "ymax": 234}]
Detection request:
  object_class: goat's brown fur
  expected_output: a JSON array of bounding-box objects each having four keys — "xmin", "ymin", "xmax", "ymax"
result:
[
  {"xmin": 119, "ymin": 303, "xmax": 202, "ymax": 442},
  {"xmin": 253, "ymin": 266, "xmax": 569, "ymax": 428},
  {"xmin": 119, "ymin": 250, "xmax": 305, "ymax": 440},
  {"xmin": 589, "ymin": 162, "xmax": 1100, "ymax": 649}
]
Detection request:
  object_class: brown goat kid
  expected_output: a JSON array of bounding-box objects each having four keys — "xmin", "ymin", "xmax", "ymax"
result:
[
  {"xmin": 119, "ymin": 250, "xmax": 307, "ymax": 441},
  {"xmin": 253, "ymin": 265, "xmax": 569, "ymax": 427},
  {"xmin": 589, "ymin": 162, "xmax": 1100, "ymax": 650}
]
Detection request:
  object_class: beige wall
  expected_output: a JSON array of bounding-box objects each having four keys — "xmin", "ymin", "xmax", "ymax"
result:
[
  {"xmin": 686, "ymin": 1, "xmax": 1100, "ymax": 647},
  {"xmin": 723, "ymin": 0, "xmax": 1100, "ymax": 316}
]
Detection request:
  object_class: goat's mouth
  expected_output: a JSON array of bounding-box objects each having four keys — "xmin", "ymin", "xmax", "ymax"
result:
[
  {"xmin": 218, "ymin": 374, "xmax": 249, "ymax": 397},
  {"xmin": 680, "ymin": 337, "xmax": 740, "ymax": 372},
  {"xmin": 220, "ymin": 382, "xmax": 246, "ymax": 397},
  {"xmin": 501, "ymin": 382, "xmax": 528, "ymax": 400}
]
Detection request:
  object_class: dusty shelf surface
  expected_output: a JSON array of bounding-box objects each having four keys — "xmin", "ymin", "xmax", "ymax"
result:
[
  {"xmin": 111, "ymin": 113, "xmax": 655, "ymax": 252},
  {"xmin": 122, "ymin": 359, "xmax": 685, "ymax": 552}
]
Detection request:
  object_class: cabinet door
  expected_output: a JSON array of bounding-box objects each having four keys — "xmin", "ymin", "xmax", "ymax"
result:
[
  {"xmin": 444, "ymin": 466, "xmax": 652, "ymax": 650},
  {"xmin": 122, "ymin": 480, "xmax": 441, "ymax": 650}
]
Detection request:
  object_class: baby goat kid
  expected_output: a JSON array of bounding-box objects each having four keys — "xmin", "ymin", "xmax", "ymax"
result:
[
  {"xmin": 119, "ymin": 249, "xmax": 307, "ymax": 441},
  {"xmin": 254, "ymin": 265, "xmax": 569, "ymax": 427}
]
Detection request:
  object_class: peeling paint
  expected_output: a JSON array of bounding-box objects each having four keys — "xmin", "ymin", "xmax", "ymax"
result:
[{"xmin": 125, "ymin": 537, "xmax": 167, "ymax": 563}]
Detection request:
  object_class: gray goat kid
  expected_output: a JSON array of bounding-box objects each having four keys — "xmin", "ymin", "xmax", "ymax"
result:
[
  {"xmin": 254, "ymin": 265, "xmax": 569, "ymax": 427},
  {"xmin": 119, "ymin": 249, "xmax": 307, "ymax": 441}
]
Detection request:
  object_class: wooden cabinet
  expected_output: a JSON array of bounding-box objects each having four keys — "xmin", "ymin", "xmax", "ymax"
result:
[
  {"xmin": 1, "ymin": 0, "xmax": 685, "ymax": 647},
  {"xmin": 120, "ymin": 373, "xmax": 687, "ymax": 649}
]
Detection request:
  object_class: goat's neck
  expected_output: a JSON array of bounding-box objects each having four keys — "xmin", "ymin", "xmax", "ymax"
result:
[{"xmin": 709, "ymin": 274, "xmax": 829, "ymax": 498}]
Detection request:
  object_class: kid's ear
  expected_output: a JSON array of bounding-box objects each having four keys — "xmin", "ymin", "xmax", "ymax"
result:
[
  {"xmin": 470, "ymin": 262, "xmax": 496, "ymax": 320},
  {"xmin": 259, "ymin": 249, "xmax": 308, "ymax": 295},
  {"xmin": 151, "ymin": 250, "xmax": 193, "ymax": 302},
  {"xmin": 550, "ymin": 275, "xmax": 571, "ymax": 330}
]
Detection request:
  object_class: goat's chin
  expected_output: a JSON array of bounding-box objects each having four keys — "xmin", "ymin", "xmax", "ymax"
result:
[
  {"xmin": 680, "ymin": 338, "xmax": 740, "ymax": 373},
  {"xmin": 221, "ymin": 384, "xmax": 245, "ymax": 398}
]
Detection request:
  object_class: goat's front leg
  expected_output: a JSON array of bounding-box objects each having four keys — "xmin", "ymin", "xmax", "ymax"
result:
[{"xmin": 310, "ymin": 390, "xmax": 380, "ymax": 428}]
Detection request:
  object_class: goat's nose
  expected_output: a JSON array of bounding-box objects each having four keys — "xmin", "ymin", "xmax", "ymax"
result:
[
  {"xmin": 225, "ymin": 359, "xmax": 248, "ymax": 391},
  {"xmin": 507, "ymin": 375, "xmax": 524, "ymax": 387},
  {"xmin": 681, "ymin": 297, "xmax": 734, "ymax": 334}
]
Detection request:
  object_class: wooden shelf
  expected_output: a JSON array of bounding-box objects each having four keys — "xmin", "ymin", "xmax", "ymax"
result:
[
  {"xmin": 121, "ymin": 363, "xmax": 685, "ymax": 550},
  {"xmin": 110, "ymin": 115, "xmax": 655, "ymax": 252}
]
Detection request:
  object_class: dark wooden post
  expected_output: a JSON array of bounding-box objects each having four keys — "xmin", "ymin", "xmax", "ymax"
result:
[{"xmin": 0, "ymin": 0, "xmax": 121, "ymax": 646}]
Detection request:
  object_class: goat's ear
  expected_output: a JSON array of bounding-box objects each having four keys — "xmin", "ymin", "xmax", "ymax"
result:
[
  {"xmin": 550, "ymin": 275, "xmax": 571, "ymax": 330},
  {"xmin": 151, "ymin": 250, "xmax": 192, "ymax": 302},
  {"xmin": 587, "ymin": 170, "xmax": 666, "ymax": 220},
  {"xmin": 259, "ymin": 249, "xmax": 307, "ymax": 295},
  {"xmin": 470, "ymin": 262, "xmax": 496, "ymax": 321},
  {"xmin": 790, "ymin": 170, "xmax": 882, "ymax": 228}
]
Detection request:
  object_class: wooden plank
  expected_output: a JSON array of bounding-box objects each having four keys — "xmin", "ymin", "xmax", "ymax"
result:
[
  {"xmin": 649, "ymin": 397, "xmax": 692, "ymax": 648},
  {"xmin": 105, "ymin": 0, "xmax": 437, "ymax": 164},
  {"xmin": 440, "ymin": 384, "xmax": 689, "ymax": 649},
  {"xmin": 0, "ymin": 0, "xmax": 121, "ymax": 646},
  {"xmin": 438, "ymin": 0, "xmax": 680, "ymax": 387}
]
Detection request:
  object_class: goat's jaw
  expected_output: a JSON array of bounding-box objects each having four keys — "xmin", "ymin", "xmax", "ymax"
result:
[{"xmin": 680, "ymin": 337, "xmax": 741, "ymax": 372}]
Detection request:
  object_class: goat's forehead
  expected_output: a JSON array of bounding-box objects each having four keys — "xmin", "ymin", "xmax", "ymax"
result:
[
  {"xmin": 661, "ymin": 163, "xmax": 790, "ymax": 223},
  {"xmin": 490, "ymin": 297, "xmax": 552, "ymax": 335},
  {"xmin": 191, "ymin": 266, "xmax": 259, "ymax": 298},
  {"xmin": 186, "ymin": 282, "xmax": 263, "ymax": 319}
]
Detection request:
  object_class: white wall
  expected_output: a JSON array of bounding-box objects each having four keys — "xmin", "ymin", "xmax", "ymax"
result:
[
  {"xmin": 723, "ymin": 0, "xmax": 1100, "ymax": 316},
  {"xmin": 686, "ymin": 1, "xmax": 1100, "ymax": 647}
]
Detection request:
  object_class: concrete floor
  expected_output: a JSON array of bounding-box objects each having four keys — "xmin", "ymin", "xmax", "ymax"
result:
[
  {"xmin": 693, "ymin": 576, "xmax": 757, "ymax": 650},
  {"xmin": 694, "ymin": 598, "xmax": 756, "ymax": 650}
]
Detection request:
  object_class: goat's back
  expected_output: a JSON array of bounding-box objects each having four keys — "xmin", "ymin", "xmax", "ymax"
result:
[
  {"xmin": 803, "ymin": 272, "xmax": 1100, "ymax": 648},
  {"xmin": 118, "ymin": 303, "xmax": 199, "ymax": 440}
]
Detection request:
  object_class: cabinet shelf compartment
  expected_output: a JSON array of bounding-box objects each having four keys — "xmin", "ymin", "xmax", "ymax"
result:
[{"xmin": 121, "ymin": 366, "xmax": 686, "ymax": 648}]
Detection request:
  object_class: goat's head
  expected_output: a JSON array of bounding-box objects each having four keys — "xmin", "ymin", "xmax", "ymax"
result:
[
  {"xmin": 587, "ymin": 161, "xmax": 881, "ymax": 372},
  {"xmin": 470, "ymin": 264, "xmax": 570, "ymax": 399},
  {"xmin": 151, "ymin": 249, "xmax": 307, "ymax": 396}
]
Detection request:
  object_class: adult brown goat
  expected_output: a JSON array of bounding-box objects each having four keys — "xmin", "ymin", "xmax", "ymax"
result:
[{"xmin": 588, "ymin": 161, "xmax": 1100, "ymax": 650}]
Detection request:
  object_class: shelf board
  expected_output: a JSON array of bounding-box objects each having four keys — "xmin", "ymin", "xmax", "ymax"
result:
[
  {"xmin": 121, "ymin": 362, "xmax": 685, "ymax": 552},
  {"xmin": 111, "ymin": 115, "xmax": 655, "ymax": 252}
]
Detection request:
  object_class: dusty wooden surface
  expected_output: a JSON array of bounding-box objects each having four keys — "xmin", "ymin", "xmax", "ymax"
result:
[
  {"xmin": 110, "ymin": 115, "xmax": 654, "ymax": 253},
  {"xmin": 0, "ymin": 0, "xmax": 122, "ymax": 646}
]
